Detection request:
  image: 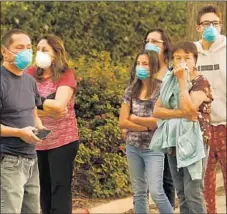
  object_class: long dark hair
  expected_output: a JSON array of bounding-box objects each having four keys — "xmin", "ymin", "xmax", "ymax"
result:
[
  {"xmin": 35, "ymin": 34, "xmax": 69, "ymax": 81},
  {"xmin": 129, "ymin": 51, "xmax": 160, "ymax": 99},
  {"xmin": 143, "ymin": 28, "xmax": 172, "ymax": 65}
]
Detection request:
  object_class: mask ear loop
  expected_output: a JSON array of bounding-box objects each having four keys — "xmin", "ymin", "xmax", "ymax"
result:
[
  {"xmin": 2, "ymin": 45, "xmax": 17, "ymax": 56},
  {"xmin": 1, "ymin": 45, "xmax": 16, "ymax": 65}
]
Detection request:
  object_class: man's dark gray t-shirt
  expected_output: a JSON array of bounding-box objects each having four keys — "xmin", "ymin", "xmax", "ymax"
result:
[{"xmin": 0, "ymin": 66, "xmax": 42, "ymax": 158}]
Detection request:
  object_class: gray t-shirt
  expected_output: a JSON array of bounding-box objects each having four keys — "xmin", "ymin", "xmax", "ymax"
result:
[
  {"xmin": 123, "ymin": 81, "xmax": 161, "ymax": 149},
  {"xmin": 0, "ymin": 66, "xmax": 42, "ymax": 158}
]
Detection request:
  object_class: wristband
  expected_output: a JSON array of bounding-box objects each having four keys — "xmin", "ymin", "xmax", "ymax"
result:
[
  {"xmin": 37, "ymin": 104, "xmax": 44, "ymax": 110},
  {"xmin": 37, "ymin": 97, "xmax": 46, "ymax": 110}
]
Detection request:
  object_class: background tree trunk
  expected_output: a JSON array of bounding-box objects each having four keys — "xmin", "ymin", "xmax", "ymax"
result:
[{"xmin": 186, "ymin": 1, "xmax": 226, "ymax": 42}]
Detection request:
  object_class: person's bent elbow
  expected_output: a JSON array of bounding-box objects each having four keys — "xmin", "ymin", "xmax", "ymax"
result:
[
  {"xmin": 152, "ymin": 108, "xmax": 160, "ymax": 118},
  {"xmin": 183, "ymin": 106, "xmax": 197, "ymax": 117},
  {"xmin": 152, "ymin": 111, "xmax": 158, "ymax": 118},
  {"xmin": 55, "ymin": 105, "xmax": 67, "ymax": 114},
  {"xmin": 119, "ymin": 119, "xmax": 127, "ymax": 129},
  {"xmin": 119, "ymin": 121, "xmax": 124, "ymax": 129},
  {"xmin": 45, "ymin": 103, "xmax": 66, "ymax": 114}
]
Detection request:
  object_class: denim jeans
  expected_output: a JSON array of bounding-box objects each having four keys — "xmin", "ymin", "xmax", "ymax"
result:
[
  {"xmin": 146, "ymin": 154, "xmax": 175, "ymax": 209},
  {"xmin": 168, "ymin": 153, "xmax": 207, "ymax": 214},
  {"xmin": 126, "ymin": 144, "xmax": 174, "ymax": 214},
  {"xmin": 1, "ymin": 154, "xmax": 40, "ymax": 214}
]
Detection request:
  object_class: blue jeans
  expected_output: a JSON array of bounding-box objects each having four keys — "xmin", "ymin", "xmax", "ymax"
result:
[
  {"xmin": 168, "ymin": 154, "xmax": 207, "ymax": 214},
  {"xmin": 0, "ymin": 154, "xmax": 40, "ymax": 214},
  {"xmin": 126, "ymin": 144, "xmax": 174, "ymax": 214}
]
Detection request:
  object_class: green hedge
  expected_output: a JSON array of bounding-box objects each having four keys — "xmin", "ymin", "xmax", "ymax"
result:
[
  {"xmin": 1, "ymin": 1, "xmax": 188, "ymax": 62},
  {"xmin": 72, "ymin": 51, "xmax": 131, "ymax": 198}
]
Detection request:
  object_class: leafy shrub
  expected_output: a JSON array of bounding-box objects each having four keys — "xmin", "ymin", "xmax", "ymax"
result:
[
  {"xmin": 1, "ymin": 1, "xmax": 188, "ymax": 62},
  {"xmin": 72, "ymin": 51, "xmax": 132, "ymax": 198}
]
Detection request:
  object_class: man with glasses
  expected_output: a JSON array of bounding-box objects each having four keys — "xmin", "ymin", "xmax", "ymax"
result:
[{"xmin": 194, "ymin": 5, "xmax": 226, "ymax": 214}]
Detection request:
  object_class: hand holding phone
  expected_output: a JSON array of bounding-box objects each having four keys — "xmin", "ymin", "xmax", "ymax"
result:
[{"xmin": 32, "ymin": 129, "xmax": 52, "ymax": 140}]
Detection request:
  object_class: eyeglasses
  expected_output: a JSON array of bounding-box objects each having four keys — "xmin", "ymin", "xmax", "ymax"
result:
[
  {"xmin": 144, "ymin": 38, "xmax": 164, "ymax": 44},
  {"xmin": 199, "ymin": 21, "xmax": 221, "ymax": 28}
]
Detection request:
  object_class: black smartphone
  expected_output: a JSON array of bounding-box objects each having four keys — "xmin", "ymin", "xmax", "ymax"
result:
[{"xmin": 33, "ymin": 129, "xmax": 52, "ymax": 140}]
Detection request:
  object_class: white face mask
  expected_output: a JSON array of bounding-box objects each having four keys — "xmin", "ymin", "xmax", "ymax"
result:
[{"xmin": 35, "ymin": 51, "xmax": 52, "ymax": 69}]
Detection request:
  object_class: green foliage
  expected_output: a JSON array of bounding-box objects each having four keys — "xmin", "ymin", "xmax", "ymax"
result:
[
  {"xmin": 72, "ymin": 51, "xmax": 131, "ymax": 198},
  {"xmin": 1, "ymin": 1, "xmax": 188, "ymax": 62}
]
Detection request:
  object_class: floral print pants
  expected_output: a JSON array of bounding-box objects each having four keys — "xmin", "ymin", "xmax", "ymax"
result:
[{"xmin": 204, "ymin": 125, "xmax": 226, "ymax": 214}]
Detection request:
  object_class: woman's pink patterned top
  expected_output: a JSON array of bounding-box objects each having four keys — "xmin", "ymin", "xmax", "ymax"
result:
[{"xmin": 27, "ymin": 67, "xmax": 79, "ymax": 150}]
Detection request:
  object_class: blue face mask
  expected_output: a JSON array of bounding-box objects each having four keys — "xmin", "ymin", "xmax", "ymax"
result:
[
  {"xmin": 4, "ymin": 47, "xmax": 33, "ymax": 70},
  {"xmin": 203, "ymin": 24, "xmax": 220, "ymax": 43},
  {"xmin": 136, "ymin": 66, "xmax": 150, "ymax": 80},
  {"xmin": 145, "ymin": 43, "xmax": 160, "ymax": 54}
]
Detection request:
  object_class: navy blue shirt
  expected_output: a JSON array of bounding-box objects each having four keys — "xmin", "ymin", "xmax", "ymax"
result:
[{"xmin": 0, "ymin": 66, "xmax": 42, "ymax": 158}]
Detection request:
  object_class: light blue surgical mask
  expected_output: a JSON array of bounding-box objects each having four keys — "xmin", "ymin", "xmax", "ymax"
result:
[
  {"xmin": 203, "ymin": 24, "xmax": 220, "ymax": 43},
  {"xmin": 136, "ymin": 66, "xmax": 150, "ymax": 80},
  {"xmin": 145, "ymin": 43, "xmax": 161, "ymax": 54},
  {"xmin": 3, "ymin": 46, "xmax": 33, "ymax": 70}
]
